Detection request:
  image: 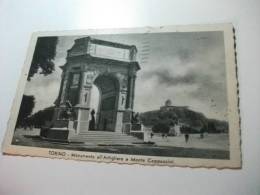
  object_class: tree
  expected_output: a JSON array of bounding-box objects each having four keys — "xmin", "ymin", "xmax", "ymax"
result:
[
  {"xmin": 28, "ymin": 36, "xmax": 58, "ymax": 81},
  {"xmin": 15, "ymin": 37, "xmax": 58, "ymax": 128},
  {"xmin": 152, "ymin": 122, "xmax": 170, "ymax": 134},
  {"xmin": 207, "ymin": 121, "xmax": 217, "ymax": 133},
  {"xmin": 16, "ymin": 95, "xmax": 35, "ymax": 127},
  {"xmin": 27, "ymin": 106, "xmax": 55, "ymax": 128}
]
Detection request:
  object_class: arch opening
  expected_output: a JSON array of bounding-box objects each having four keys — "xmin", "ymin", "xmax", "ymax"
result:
[
  {"xmin": 89, "ymin": 85, "xmax": 100, "ymax": 130},
  {"xmin": 89, "ymin": 74, "xmax": 119, "ymax": 131}
]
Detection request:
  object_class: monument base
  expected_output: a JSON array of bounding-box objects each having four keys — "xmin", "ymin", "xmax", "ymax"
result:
[
  {"xmin": 40, "ymin": 127, "xmax": 71, "ymax": 141},
  {"xmin": 40, "ymin": 119, "xmax": 78, "ymax": 141}
]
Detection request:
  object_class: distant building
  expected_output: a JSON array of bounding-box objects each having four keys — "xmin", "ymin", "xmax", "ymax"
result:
[{"xmin": 160, "ymin": 99, "xmax": 188, "ymax": 111}]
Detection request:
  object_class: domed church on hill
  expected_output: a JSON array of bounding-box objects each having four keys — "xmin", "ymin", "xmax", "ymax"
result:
[{"xmin": 160, "ymin": 99, "xmax": 188, "ymax": 111}]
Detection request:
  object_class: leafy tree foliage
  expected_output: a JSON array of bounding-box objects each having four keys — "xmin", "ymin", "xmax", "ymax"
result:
[
  {"xmin": 152, "ymin": 122, "xmax": 170, "ymax": 134},
  {"xmin": 26, "ymin": 106, "xmax": 55, "ymax": 128},
  {"xmin": 140, "ymin": 110, "xmax": 178, "ymax": 127},
  {"xmin": 16, "ymin": 95, "xmax": 35, "ymax": 127},
  {"xmin": 207, "ymin": 121, "xmax": 217, "ymax": 133},
  {"xmin": 28, "ymin": 36, "xmax": 58, "ymax": 81}
]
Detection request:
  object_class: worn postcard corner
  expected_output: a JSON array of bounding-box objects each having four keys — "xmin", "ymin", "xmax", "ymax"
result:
[{"xmin": 2, "ymin": 24, "xmax": 241, "ymax": 169}]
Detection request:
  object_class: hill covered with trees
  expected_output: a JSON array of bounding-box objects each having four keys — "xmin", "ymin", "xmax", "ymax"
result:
[{"xmin": 140, "ymin": 107, "xmax": 228, "ymax": 134}]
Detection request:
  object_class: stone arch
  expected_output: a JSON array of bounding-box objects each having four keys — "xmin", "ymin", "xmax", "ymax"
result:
[{"xmin": 50, "ymin": 37, "xmax": 141, "ymax": 137}]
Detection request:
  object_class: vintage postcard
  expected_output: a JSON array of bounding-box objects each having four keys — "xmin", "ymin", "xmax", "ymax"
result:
[{"xmin": 2, "ymin": 24, "xmax": 241, "ymax": 168}]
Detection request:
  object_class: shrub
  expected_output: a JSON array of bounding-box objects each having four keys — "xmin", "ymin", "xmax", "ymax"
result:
[{"xmin": 152, "ymin": 123, "xmax": 170, "ymax": 134}]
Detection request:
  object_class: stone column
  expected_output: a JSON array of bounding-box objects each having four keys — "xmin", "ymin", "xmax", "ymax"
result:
[
  {"xmin": 51, "ymin": 71, "xmax": 65, "ymax": 123},
  {"xmin": 75, "ymin": 71, "xmax": 93, "ymax": 134},
  {"xmin": 126, "ymin": 73, "xmax": 137, "ymax": 110},
  {"xmin": 52, "ymin": 71, "xmax": 70, "ymax": 124},
  {"xmin": 115, "ymin": 89, "xmax": 127, "ymax": 132},
  {"xmin": 126, "ymin": 76, "xmax": 133, "ymax": 109},
  {"xmin": 60, "ymin": 72, "xmax": 70, "ymax": 105},
  {"xmin": 130, "ymin": 75, "xmax": 136, "ymax": 109},
  {"xmin": 56, "ymin": 72, "xmax": 65, "ymax": 106}
]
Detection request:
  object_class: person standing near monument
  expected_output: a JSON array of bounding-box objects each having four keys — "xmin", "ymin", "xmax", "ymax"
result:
[
  {"xmin": 89, "ymin": 109, "xmax": 96, "ymax": 130},
  {"xmin": 185, "ymin": 133, "xmax": 189, "ymax": 143}
]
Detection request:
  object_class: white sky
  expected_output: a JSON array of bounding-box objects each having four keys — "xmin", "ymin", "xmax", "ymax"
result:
[{"xmin": 24, "ymin": 31, "xmax": 228, "ymax": 121}]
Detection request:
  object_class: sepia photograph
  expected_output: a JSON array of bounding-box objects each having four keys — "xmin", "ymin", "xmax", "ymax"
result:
[{"xmin": 2, "ymin": 24, "xmax": 241, "ymax": 168}]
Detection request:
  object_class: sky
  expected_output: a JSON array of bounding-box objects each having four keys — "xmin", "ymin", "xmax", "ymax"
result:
[{"xmin": 24, "ymin": 31, "xmax": 228, "ymax": 121}]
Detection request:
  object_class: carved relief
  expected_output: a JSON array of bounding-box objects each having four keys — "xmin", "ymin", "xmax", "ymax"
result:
[
  {"xmin": 121, "ymin": 96, "xmax": 125, "ymax": 105},
  {"xmin": 84, "ymin": 63, "xmax": 128, "ymax": 75},
  {"xmin": 122, "ymin": 77, "xmax": 128, "ymax": 89},
  {"xmin": 84, "ymin": 92, "xmax": 88, "ymax": 103},
  {"xmin": 115, "ymin": 73, "xmax": 128, "ymax": 90},
  {"xmin": 85, "ymin": 70, "xmax": 99, "ymax": 85}
]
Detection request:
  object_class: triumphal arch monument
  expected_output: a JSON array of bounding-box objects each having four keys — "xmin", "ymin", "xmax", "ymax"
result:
[{"xmin": 41, "ymin": 37, "xmax": 141, "ymax": 140}]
